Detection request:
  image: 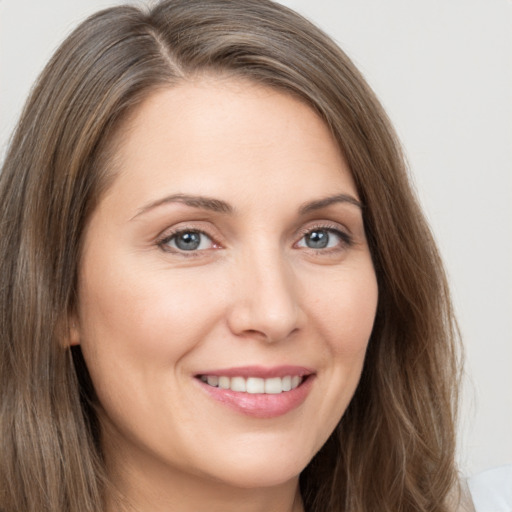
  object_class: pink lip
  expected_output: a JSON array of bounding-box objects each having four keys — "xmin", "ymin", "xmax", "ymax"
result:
[
  {"xmin": 194, "ymin": 366, "xmax": 315, "ymax": 419},
  {"xmin": 195, "ymin": 365, "xmax": 314, "ymax": 379}
]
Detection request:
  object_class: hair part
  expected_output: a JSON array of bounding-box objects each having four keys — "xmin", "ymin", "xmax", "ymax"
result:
[{"xmin": 0, "ymin": 1, "xmax": 462, "ymax": 511}]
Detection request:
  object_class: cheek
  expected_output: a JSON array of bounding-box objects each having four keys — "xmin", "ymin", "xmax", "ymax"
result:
[
  {"xmin": 76, "ymin": 256, "xmax": 226, "ymax": 378},
  {"xmin": 298, "ymin": 262, "xmax": 377, "ymax": 451},
  {"xmin": 310, "ymin": 262, "xmax": 378, "ymax": 359}
]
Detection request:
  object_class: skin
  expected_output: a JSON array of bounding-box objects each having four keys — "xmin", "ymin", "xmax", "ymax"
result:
[{"xmin": 73, "ymin": 78, "xmax": 379, "ymax": 512}]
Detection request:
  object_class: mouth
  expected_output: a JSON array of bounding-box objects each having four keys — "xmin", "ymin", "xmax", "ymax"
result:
[
  {"xmin": 194, "ymin": 366, "xmax": 314, "ymax": 418},
  {"xmin": 197, "ymin": 374, "xmax": 304, "ymax": 394}
]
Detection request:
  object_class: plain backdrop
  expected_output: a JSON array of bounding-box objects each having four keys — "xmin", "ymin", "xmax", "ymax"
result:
[{"xmin": 1, "ymin": 0, "xmax": 511, "ymax": 477}]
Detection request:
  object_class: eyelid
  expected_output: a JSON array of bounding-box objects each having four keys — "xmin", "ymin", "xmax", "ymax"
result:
[
  {"xmin": 154, "ymin": 220, "xmax": 353, "ymax": 256},
  {"xmin": 156, "ymin": 223, "xmax": 222, "ymax": 254},
  {"xmin": 294, "ymin": 221, "xmax": 353, "ymax": 248}
]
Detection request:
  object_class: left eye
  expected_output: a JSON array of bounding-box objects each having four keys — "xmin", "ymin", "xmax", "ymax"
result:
[
  {"xmin": 296, "ymin": 228, "xmax": 346, "ymax": 250},
  {"xmin": 162, "ymin": 230, "xmax": 214, "ymax": 252}
]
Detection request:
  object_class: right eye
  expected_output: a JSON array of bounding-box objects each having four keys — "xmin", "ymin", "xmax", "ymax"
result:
[
  {"xmin": 297, "ymin": 228, "xmax": 344, "ymax": 250},
  {"xmin": 159, "ymin": 229, "xmax": 215, "ymax": 252}
]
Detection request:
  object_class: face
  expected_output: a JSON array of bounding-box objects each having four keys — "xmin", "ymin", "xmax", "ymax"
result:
[{"xmin": 75, "ymin": 79, "xmax": 378, "ymax": 496}]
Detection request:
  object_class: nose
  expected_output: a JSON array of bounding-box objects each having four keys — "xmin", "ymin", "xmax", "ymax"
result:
[{"xmin": 226, "ymin": 247, "xmax": 302, "ymax": 343}]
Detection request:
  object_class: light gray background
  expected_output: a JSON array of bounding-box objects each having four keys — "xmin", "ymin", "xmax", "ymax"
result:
[{"xmin": 1, "ymin": 0, "xmax": 510, "ymax": 477}]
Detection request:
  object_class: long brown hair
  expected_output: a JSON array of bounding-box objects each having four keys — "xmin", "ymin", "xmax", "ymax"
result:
[{"xmin": 0, "ymin": 1, "xmax": 461, "ymax": 511}]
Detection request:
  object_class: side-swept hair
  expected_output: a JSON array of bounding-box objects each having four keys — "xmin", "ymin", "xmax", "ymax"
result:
[{"xmin": 0, "ymin": 1, "xmax": 461, "ymax": 510}]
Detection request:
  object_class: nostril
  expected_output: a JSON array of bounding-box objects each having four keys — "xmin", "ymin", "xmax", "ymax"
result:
[{"xmin": 225, "ymin": 264, "xmax": 302, "ymax": 343}]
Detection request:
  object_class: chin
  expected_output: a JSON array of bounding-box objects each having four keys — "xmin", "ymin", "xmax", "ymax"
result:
[
  {"xmin": 210, "ymin": 465, "xmax": 302, "ymax": 490},
  {"xmin": 197, "ymin": 444, "xmax": 314, "ymax": 490}
]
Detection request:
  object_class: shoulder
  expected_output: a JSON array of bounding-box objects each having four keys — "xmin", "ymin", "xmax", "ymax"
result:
[{"xmin": 467, "ymin": 465, "xmax": 512, "ymax": 512}]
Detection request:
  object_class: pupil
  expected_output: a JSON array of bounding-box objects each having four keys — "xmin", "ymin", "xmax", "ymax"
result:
[
  {"xmin": 307, "ymin": 230, "xmax": 328, "ymax": 249},
  {"xmin": 176, "ymin": 232, "xmax": 201, "ymax": 250}
]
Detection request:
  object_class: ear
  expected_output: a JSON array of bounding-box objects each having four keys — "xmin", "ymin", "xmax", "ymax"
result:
[
  {"xmin": 68, "ymin": 320, "xmax": 81, "ymax": 346},
  {"xmin": 61, "ymin": 312, "xmax": 81, "ymax": 347}
]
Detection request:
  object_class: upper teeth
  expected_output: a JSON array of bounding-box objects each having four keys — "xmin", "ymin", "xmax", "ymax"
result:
[{"xmin": 199, "ymin": 375, "xmax": 302, "ymax": 394}]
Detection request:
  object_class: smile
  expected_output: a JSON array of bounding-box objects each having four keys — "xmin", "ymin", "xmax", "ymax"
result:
[
  {"xmin": 195, "ymin": 366, "xmax": 314, "ymax": 418},
  {"xmin": 198, "ymin": 375, "xmax": 303, "ymax": 394}
]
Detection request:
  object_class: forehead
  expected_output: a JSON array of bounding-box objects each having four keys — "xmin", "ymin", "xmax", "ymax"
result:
[{"xmin": 100, "ymin": 78, "xmax": 358, "ymax": 215}]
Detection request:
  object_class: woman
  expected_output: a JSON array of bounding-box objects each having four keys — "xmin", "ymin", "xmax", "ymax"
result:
[{"xmin": 0, "ymin": 1, "xmax": 465, "ymax": 511}]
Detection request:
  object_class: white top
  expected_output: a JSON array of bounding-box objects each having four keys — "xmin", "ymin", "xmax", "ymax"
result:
[{"xmin": 468, "ymin": 465, "xmax": 512, "ymax": 512}]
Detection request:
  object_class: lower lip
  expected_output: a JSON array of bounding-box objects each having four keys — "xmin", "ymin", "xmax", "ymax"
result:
[{"xmin": 197, "ymin": 376, "xmax": 314, "ymax": 419}]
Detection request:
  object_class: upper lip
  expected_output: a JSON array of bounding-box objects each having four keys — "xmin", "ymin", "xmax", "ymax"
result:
[{"xmin": 195, "ymin": 365, "xmax": 314, "ymax": 379}]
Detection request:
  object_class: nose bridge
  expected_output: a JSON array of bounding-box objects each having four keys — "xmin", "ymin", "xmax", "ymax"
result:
[{"xmin": 228, "ymin": 238, "xmax": 300, "ymax": 342}]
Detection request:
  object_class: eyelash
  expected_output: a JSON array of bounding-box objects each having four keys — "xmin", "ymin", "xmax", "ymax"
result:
[
  {"xmin": 157, "ymin": 228, "xmax": 217, "ymax": 256},
  {"xmin": 295, "ymin": 223, "xmax": 353, "ymax": 252},
  {"xmin": 156, "ymin": 223, "xmax": 353, "ymax": 256}
]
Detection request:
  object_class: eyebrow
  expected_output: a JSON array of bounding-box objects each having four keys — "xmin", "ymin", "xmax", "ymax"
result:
[
  {"xmin": 298, "ymin": 193, "xmax": 363, "ymax": 214},
  {"xmin": 131, "ymin": 191, "xmax": 362, "ymax": 221},
  {"xmin": 131, "ymin": 193, "xmax": 233, "ymax": 220}
]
